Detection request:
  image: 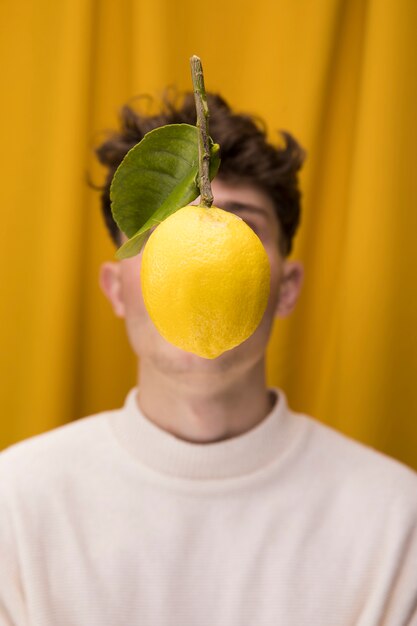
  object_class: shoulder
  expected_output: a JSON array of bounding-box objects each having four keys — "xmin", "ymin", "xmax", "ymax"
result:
[
  {"xmin": 0, "ymin": 408, "xmax": 119, "ymax": 493},
  {"xmin": 292, "ymin": 409, "xmax": 417, "ymax": 516}
]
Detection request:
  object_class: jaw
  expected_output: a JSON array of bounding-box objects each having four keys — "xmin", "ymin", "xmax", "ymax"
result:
[{"xmin": 137, "ymin": 327, "xmax": 269, "ymax": 392}]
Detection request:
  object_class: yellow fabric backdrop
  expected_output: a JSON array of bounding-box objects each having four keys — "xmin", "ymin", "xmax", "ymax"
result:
[{"xmin": 1, "ymin": 0, "xmax": 416, "ymax": 470}]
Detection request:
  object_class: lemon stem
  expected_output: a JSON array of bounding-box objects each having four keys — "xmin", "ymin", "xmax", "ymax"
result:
[{"xmin": 190, "ymin": 55, "xmax": 213, "ymax": 208}]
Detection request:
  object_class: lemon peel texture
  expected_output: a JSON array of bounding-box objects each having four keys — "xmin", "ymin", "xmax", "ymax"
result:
[{"xmin": 140, "ymin": 205, "xmax": 270, "ymax": 359}]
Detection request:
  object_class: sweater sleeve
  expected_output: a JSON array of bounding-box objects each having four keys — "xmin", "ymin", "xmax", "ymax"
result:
[
  {"xmin": 383, "ymin": 476, "xmax": 417, "ymax": 625},
  {"xmin": 0, "ymin": 480, "xmax": 27, "ymax": 626},
  {"xmin": 386, "ymin": 519, "xmax": 417, "ymax": 625},
  {"xmin": 357, "ymin": 470, "xmax": 417, "ymax": 626},
  {"xmin": 386, "ymin": 523, "xmax": 417, "ymax": 625}
]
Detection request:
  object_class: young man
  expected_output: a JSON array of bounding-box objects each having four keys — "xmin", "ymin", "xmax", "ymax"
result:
[{"xmin": 1, "ymin": 93, "xmax": 416, "ymax": 625}]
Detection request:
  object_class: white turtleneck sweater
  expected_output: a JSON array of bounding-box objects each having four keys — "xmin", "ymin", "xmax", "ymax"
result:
[{"xmin": 1, "ymin": 388, "xmax": 417, "ymax": 625}]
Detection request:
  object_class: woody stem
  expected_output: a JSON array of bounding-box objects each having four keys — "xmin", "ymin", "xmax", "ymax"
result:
[{"xmin": 190, "ymin": 55, "xmax": 213, "ymax": 208}]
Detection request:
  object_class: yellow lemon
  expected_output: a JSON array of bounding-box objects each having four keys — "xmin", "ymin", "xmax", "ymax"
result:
[{"xmin": 140, "ymin": 205, "xmax": 270, "ymax": 359}]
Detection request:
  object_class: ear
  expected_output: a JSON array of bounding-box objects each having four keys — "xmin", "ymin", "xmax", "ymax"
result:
[
  {"xmin": 99, "ymin": 262, "xmax": 125, "ymax": 318},
  {"xmin": 275, "ymin": 260, "xmax": 304, "ymax": 318}
]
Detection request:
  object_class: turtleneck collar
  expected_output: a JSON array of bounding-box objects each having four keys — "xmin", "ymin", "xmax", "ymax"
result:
[{"xmin": 109, "ymin": 388, "xmax": 298, "ymax": 480}]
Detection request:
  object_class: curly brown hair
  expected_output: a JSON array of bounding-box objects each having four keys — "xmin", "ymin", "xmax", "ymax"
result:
[{"xmin": 95, "ymin": 92, "xmax": 305, "ymax": 256}]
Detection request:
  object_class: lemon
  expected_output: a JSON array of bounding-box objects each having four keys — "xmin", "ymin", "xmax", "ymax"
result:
[{"xmin": 140, "ymin": 205, "xmax": 270, "ymax": 359}]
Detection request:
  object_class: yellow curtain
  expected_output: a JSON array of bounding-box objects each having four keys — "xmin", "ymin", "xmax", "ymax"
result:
[{"xmin": 1, "ymin": 0, "xmax": 416, "ymax": 470}]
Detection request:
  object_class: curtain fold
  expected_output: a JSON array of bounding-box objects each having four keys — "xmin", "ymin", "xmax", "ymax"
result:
[{"xmin": 1, "ymin": 0, "xmax": 416, "ymax": 470}]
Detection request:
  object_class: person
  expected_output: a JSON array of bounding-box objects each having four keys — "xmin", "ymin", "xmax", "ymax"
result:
[{"xmin": 1, "ymin": 92, "xmax": 416, "ymax": 626}]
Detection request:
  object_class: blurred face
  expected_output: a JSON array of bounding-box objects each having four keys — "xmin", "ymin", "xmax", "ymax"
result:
[{"xmin": 100, "ymin": 178, "xmax": 303, "ymax": 376}]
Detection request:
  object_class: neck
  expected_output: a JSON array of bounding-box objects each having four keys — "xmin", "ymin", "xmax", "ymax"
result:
[{"xmin": 136, "ymin": 357, "xmax": 274, "ymax": 444}]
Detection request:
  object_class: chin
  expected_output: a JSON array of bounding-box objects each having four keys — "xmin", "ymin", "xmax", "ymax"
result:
[
  {"xmin": 131, "ymin": 313, "xmax": 272, "ymax": 377},
  {"xmin": 143, "ymin": 332, "xmax": 267, "ymax": 378}
]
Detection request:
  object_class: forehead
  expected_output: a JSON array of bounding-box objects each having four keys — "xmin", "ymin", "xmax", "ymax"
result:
[
  {"xmin": 210, "ymin": 178, "xmax": 275, "ymax": 216},
  {"xmin": 208, "ymin": 177, "xmax": 281, "ymax": 237}
]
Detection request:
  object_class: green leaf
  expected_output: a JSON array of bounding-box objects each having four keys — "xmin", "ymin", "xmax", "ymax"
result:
[{"xmin": 110, "ymin": 124, "xmax": 220, "ymax": 259}]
